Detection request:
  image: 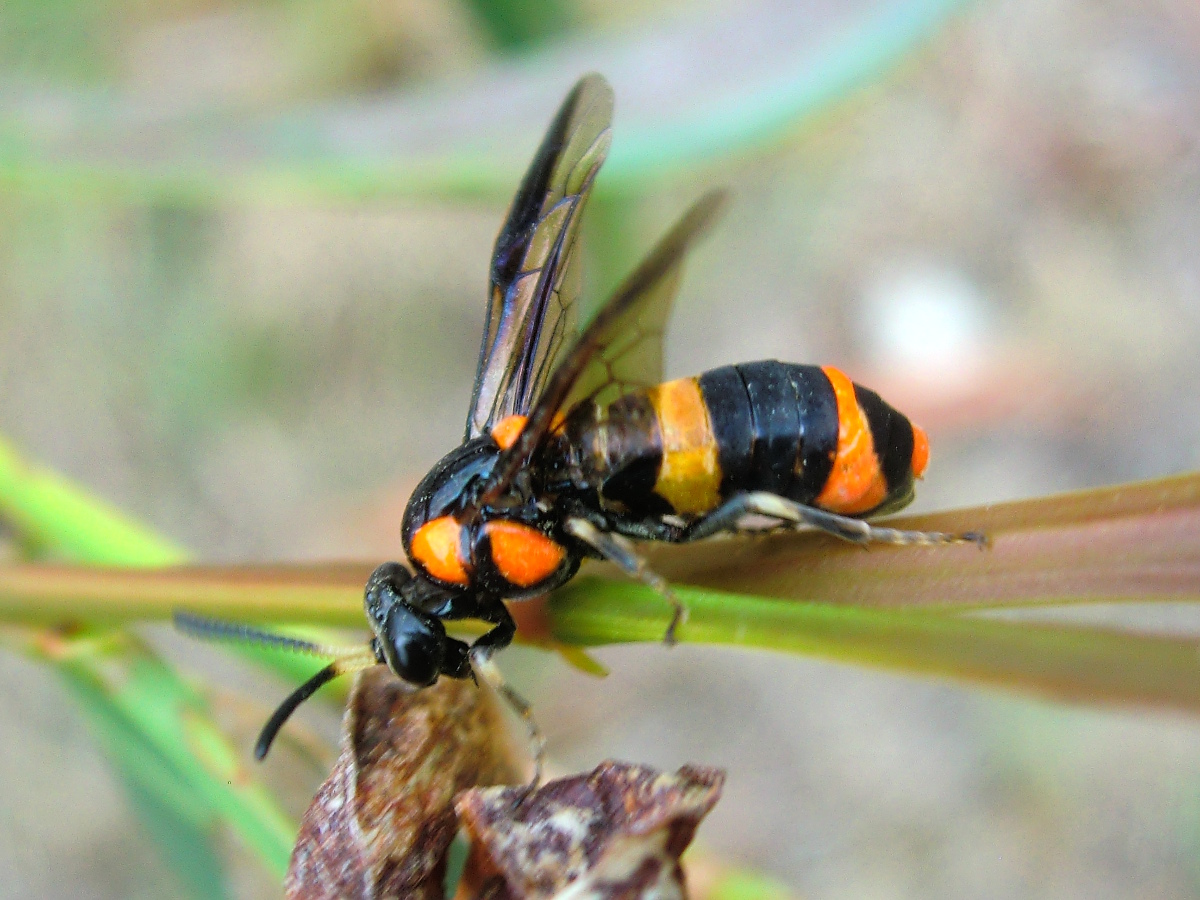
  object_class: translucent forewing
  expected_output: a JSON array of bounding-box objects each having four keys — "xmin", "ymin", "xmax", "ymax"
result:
[
  {"xmin": 466, "ymin": 74, "xmax": 614, "ymax": 439},
  {"xmin": 470, "ymin": 190, "xmax": 728, "ymax": 514}
]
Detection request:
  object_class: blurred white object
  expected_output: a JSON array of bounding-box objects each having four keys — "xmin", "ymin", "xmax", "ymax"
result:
[{"xmin": 859, "ymin": 258, "xmax": 992, "ymax": 387}]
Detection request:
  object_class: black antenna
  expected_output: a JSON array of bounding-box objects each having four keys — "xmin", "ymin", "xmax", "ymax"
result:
[
  {"xmin": 172, "ymin": 610, "xmax": 376, "ymax": 760},
  {"xmin": 173, "ymin": 611, "xmax": 352, "ymax": 658},
  {"xmin": 254, "ymin": 663, "xmax": 340, "ymax": 760}
]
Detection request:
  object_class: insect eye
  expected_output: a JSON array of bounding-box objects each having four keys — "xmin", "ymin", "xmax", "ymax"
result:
[
  {"xmin": 381, "ymin": 601, "xmax": 446, "ymax": 687},
  {"xmin": 362, "ymin": 564, "xmax": 450, "ymax": 687},
  {"xmin": 363, "ymin": 562, "xmax": 412, "ymax": 627}
]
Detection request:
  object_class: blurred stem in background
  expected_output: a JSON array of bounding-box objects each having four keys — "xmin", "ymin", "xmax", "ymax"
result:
[
  {"xmin": 0, "ymin": 433, "xmax": 296, "ymax": 899},
  {"xmin": 463, "ymin": 0, "xmax": 577, "ymax": 51}
]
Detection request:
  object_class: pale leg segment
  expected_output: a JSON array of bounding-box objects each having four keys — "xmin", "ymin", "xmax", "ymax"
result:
[
  {"xmin": 565, "ymin": 517, "xmax": 688, "ymax": 644},
  {"xmin": 684, "ymin": 491, "xmax": 987, "ymax": 548},
  {"xmin": 471, "ymin": 651, "xmax": 545, "ymax": 791}
]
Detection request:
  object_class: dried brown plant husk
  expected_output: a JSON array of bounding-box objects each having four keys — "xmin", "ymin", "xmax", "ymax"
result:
[
  {"xmin": 454, "ymin": 760, "xmax": 725, "ymax": 900},
  {"xmin": 285, "ymin": 667, "xmax": 521, "ymax": 900}
]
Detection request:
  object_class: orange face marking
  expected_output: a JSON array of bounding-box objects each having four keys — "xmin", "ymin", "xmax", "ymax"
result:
[
  {"xmin": 911, "ymin": 423, "xmax": 930, "ymax": 480},
  {"xmin": 410, "ymin": 516, "xmax": 469, "ymax": 585},
  {"xmin": 649, "ymin": 378, "xmax": 722, "ymax": 515},
  {"xmin": 814, "ymin": 366, "xmax": 889, "ymax": 515},
  {"xmin": 490, "ymin": 414, "xmax": 528, "ymax": 450},
  {"xmin": 486, "ymin": 521, "xmax": 566, "ymax": 589}
]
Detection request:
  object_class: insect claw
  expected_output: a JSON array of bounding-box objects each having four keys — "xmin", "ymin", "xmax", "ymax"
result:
[
  {"xmin": 662, "ymin": 597, "xmax": 689, "ymax": 646},
  {"xmin": 963, "ymin": 530, "xmax": 990, "ymax": 549}
]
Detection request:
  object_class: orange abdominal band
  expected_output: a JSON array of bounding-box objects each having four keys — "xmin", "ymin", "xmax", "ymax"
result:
[
  {"xmin": 911, "ymin": 423, "xmax": 930, "ymax": 479},
  {"xmin": 485, "ymin": 521, "xmax": 565, "ymax": 588},
  {"xmin": 814, "ymin": 366, "xmax": 888, "ymax": 515},
  {"xmin": 649, "ymin": 378, "xmax": 722, "ymax": 516},
  {"xmin": 410, "ymin": 516, "xmax": 469, "ymax": 585}
]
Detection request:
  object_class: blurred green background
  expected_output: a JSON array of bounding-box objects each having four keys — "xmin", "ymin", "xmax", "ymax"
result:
[{"xmin": 3, "ymin": 0, "xmax": 1200, "ymax": 897}]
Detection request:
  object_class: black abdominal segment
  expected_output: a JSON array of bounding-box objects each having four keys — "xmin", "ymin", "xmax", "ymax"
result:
[{"xmin": 547, "ymin": 360, "xmax": 919, "ymax": 520}]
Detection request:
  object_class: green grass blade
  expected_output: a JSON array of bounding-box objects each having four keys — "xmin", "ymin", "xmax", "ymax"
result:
[
  {"xmin": 0, "ymin": 434, "xmax": 186, "ymax": 567},
  {"xmin": 461, "ymin": 0, "xmax": 575, "ymax": 51},
  {"xmin": 12, "ymin": 626, "xmax": 295, "ymax": 877},
  {"xmin": 704, "ymin": 869, "xmax": 794, "ymax": 900},
  {"xmin": 116, "ymin": 774, "xmax": 231, "ymax": 900},
  {"xmin": 2, "ymin": 472, "xmax": 1199, "ymax": 716},
  {"xmin": 0, "ymin": 434, "xmax": 354, "ymax": 677},
  {"xmin": 3, "ymin": 474, "xmax": 1197, "ymax": 625},
  {"xmin": 0, "ymin": 562, "xmax": 369, "ymax": 627},
  {"xmin": 49, "ymin": 633, "xmax": 234, "ymax": 900},
  {"xmin": 548, "ymin": 579, "xmax": 1200, "ymax": 714},
  {"xmin": 604, "ymin": 0, "xmax": 972, "ymax": 182},
  {"xmin": 0, "ymin": 435, "xmax": 297, "ymax": 879},
  {"xmin": 645, "ymin": 472, "xmax": 1200, "ymax": 610}
]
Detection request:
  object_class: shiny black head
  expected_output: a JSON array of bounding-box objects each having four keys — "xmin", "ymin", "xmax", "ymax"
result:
[{"xmin": 363, "ymin": 562, "xmax": 471, "ymax": 686}]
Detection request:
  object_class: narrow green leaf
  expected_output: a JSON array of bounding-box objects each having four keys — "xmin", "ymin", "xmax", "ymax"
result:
[
  {"xmin": 64, "ymin": 650, "xmax": 234, "ymax": 900},
  {"xmin": 116, "ymin": 774, "xmax": 231, "ymax": 900},
  {"xmin": 644, "ymin": 471, "xmax": 1200, "ymax": 610},
  {"xmin": 604, "ymin": 0, "xmax": 973, "ymax": 182},
  {"xmin": 704, "ymin": 868, "xmax": 794, "ymax": 900},
  {"xmin": 3, "ymin": 473, "xmax": 1199, "ymax": 718},
  {"xmin": 0, "ymin": 435, "xmax": 297, "ymax": 880},
  {"xmin": 3, "ymin": 474, "xmax": 1198, "ymax": 625},
  {"xmin": 0, "ymin": 562, "xmax": 369, "ymax": 627},
  {"xmin": 548, "ymin": 579, "xmax": 1200, "ymax": 715},
  {"xmin": 14, "ymin": 627, "xmax": 295, "ymax": 876},
  {"xmin": 0, "ymin": 434, "xmax": 186, "ymax": 567},
  {"xmin": 461, "ymin": 0, "xmax": 575, "ymax": 51}
]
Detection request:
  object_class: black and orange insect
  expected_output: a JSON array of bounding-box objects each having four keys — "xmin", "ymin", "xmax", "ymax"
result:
[{"xmin": 178, "ymin": 74, "xmax": 982, "ymax": 764}]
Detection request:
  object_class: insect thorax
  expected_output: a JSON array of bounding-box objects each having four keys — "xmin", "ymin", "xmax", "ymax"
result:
[
  {"xmin": 402, "ymin": 437, "xmax": 577, "ymax": 596},
  {"xmin": 401, "ymin": 438, "xmax": 501, "ymax": 544}
]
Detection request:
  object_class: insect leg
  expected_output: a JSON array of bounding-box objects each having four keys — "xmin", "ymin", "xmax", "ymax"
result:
[
  {"xmin": 561, "ymin": 501, "xmax": 685, "ymax": 543},
  {"xmin": 445, "ymin": 601, "xmax": 542, "ymax": 788},
  {"xmin": 472, "ymin": 600, "xmax": 518, "ymax": 655},
  {"xmin": 471, "ymin": 652, "xmax": 545, "ymax": 791},
  {"xmin": 683, "ymin": 491, "xmax": 986, "ymax": 547},
  {"xmin": 564, "ymin": 517, "xmax": 688, "ymax": 644}
]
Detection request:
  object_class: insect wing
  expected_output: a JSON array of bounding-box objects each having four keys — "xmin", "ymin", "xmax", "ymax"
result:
[
  {"xmin": 559, "ymin": 229, "xmax": 682, "ymax": 414},
  {"xmin": 466, "ymin": 74, "xmax": 614, "ymax": 439},
  {"xmin": 473, "ymin": 190, "xmax": 728, "ymax": 509}
]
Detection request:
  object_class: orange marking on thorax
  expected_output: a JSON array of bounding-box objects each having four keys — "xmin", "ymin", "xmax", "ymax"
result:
[
  {"xmin": 814, "ymin": 366, "xmax": 888, "ymax": 515},
  {"xmin": 486, "ymin": 521, "xmax": 566, "ymax": 589},
  {"xmin": 650, "ymin": 378, "xmax": 722, "ymax": 515},
  {"xmin": 911, "ymin": 423, "xmax": 930, "ymax": 479},
  {"xmin": 491, "ymin": 414, "xmax": 528, "ymax": 450},
  {"xmin": 410, "ymin": 516, "xmax": 469, "ymax": 585}
]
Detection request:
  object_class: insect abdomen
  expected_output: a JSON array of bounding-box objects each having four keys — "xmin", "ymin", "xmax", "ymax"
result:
[{"xmin": 551, "ymin": 361, "xmax": 926, "ymax": 519}]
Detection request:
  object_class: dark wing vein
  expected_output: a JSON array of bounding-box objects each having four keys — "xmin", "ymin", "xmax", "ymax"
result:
[
  {"xmin": 466, "ymin": 74, "xmax": 613, "ymax": 439},
  {"xmin": 469, "ymin": 190, "xmax": 728, "ymax": 514}
]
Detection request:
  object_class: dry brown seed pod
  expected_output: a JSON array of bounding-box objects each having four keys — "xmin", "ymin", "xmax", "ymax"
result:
[
  {"xmin": 454, "ymin": 760, "xmax": 726, "ymax": 900},
  {"xmin": 285, "ymin": 667, "xmax": 521, "ymax": 900}
]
